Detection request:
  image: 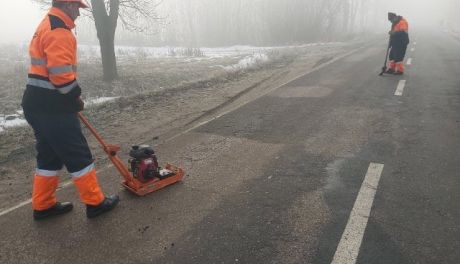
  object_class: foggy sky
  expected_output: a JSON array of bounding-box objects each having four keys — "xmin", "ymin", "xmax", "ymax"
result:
[
  {"xmin": 0, "ymin": 0, "xmax": 45, "ymax": 44},
  {"xmin": 0, "ymin": 0, "xmax": 458, "ymax": 45},
  {"xmin": 384, "ymin": 0, "xmax": 453, "ymax": 26}
]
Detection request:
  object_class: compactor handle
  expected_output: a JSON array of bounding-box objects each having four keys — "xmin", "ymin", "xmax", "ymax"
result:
[
  {"xmin": 77, "ymin": 112, "xmax": 135, "ymax": 184},
  {"xmin": 78, "ymin": 112, "xmax": 109, "ymax": 148}
]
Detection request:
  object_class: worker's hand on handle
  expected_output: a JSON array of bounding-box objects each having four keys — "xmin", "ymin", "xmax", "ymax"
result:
[{"xmin": 76, "ymin": 96, "xmax": 85, "ymax": 111}]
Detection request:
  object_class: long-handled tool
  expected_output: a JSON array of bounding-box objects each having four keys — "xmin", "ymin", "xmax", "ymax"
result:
[
  {"xmin": 379, "ymin": 38, "xmax": 392, "ymax": 76},
  {"xmin": 78, "ymin": 112, "xmax": 184, "ymax": 196}
]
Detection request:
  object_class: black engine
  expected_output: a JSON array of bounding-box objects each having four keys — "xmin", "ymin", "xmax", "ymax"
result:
[{"xmin": 129, "ymin": 145, "xmax": 160, "ymax": 183}]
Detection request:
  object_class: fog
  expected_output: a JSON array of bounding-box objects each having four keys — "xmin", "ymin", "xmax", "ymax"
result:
[
  {"xmin": 384, "ymin": 0, "xmax": 457, "ymax": 27},
  {"xmin": 0, "ymin": 0, "xmax": 459, "ymax": 46},
  {"xmin": 0, "ymin": 0, "xmax": 45, "ymax": 44}
]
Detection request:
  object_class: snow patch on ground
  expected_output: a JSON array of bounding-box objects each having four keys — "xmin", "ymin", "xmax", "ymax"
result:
[
  {"xmin": 85, "ymin": 96, "xmax": 119, "ymax": 106},
  {"xmin": 0, "ymin": 97, "xmax": 118, "ymax": 133},
  {"xmin": 0, "ymin": 114, "xmax": 28, "ymax": 133},
  {"xmin": 222, "ymin": 53, "xmax": 269, "ymax": 71}
]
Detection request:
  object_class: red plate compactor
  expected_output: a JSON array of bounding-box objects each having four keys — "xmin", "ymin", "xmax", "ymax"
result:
[{"xmin": 78, "ymin": 113, "xmax": 184, "ymax": 196}]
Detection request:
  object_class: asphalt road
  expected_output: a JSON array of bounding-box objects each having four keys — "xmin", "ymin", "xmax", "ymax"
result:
[{"xmin": 1, "ymin": 30, "xmax": 459, "ymax": 264}]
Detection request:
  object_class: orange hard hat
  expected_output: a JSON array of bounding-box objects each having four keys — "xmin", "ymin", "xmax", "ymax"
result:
[{"xmin": 54, "ymin": 0, "xmax": 89, "ymax": 8}]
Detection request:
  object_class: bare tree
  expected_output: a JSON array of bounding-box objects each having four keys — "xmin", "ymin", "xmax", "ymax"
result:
[{"xmin": 32, "ymin": 0, "xmax": 161, "ymax": 81}]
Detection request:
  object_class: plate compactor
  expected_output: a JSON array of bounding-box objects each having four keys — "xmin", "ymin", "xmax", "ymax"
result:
[{"xmin": 78, "ymin": 113, "xmax": 184, "ymax": 196}]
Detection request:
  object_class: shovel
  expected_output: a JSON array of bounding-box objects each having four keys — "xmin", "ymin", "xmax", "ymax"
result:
[{"xmin": 379, "ymin": 38, "xmax": 391, "ymax": 76}]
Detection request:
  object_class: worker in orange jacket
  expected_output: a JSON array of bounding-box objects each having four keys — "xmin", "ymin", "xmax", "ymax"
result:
[
  {"xmin": 22, "ymin": 0, "xmax": 119, "ymax": 220},
  {"xmin": 386, "ymin": 12, "xmax": 410, "ymax": 75}
]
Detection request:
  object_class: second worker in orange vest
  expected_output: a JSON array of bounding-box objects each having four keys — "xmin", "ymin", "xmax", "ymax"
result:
[
  {"xmin": 22, "ymin": 0, "xmax": 119, "ymax": 220},
  {"xmin": 386, "ymin": 12, "xmax": 410, "ymax": 75}
]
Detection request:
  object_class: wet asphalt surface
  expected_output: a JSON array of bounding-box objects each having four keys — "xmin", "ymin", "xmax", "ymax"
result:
[{"xmin": 1, "ymin": 30, "xmax": 459, "ymax": 264}]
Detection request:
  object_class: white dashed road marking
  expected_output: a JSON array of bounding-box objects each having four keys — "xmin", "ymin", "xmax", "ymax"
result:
[
  {"xmin": 0, "ymin": 199, "xmax": 33, "ymax": 217},
  {"xmin": 331, "ymin": 163, "xmax": 385, "ymax": 264},
  {"xmin": 411, "ymin": 48, "xmax": 415, "ymax": 52},
  {"xmin": 395, "ymin": 80, "xmax": 406, "ymax": 96},
  {"xmin": 406, "ymin": 58, "xmax": 412, "ymax": 65}
]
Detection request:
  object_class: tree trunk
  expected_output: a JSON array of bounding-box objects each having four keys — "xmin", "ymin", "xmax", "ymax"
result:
[
  {"xmin": 91, "ymin": 0, "xmax": 119, "ymax": 81},
  {"xmin": 99, "ymin": 33, "xmax": 117, "ymax": 81}
]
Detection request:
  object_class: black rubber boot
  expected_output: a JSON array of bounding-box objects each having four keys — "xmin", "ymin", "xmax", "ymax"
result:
[
  {"xmin": 86, "ymin": 195, "xmax": 120, "ymax": 219},
  {"xmin": 33, "ymin": 202, "xmax": 73, "ymax": 221}
]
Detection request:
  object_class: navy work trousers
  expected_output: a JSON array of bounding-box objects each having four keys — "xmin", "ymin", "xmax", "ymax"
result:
[
  {"xmin": 24, "ymin": 111, "xmax": 93, "ymax": 174},
  {"xmin": 389, "ymin": 43, "xmax": 408, "ymax": 63}
]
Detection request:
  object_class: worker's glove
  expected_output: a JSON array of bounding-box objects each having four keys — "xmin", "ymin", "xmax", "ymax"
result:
[{"xmin": 76, "ymin": 96, "xmax": 85, "ymax": 112}]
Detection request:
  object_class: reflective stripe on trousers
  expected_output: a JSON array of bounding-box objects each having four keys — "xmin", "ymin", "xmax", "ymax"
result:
[
  {"xmin": 36, "ymin": 163, "xmax": 95, "ymax": 178},
  {"xmin": 35, "ymin": 169, "xmax": 61, "ymax": 177},
  {"xmin": 71, "ymin": 163, "xmax": 95, "ymax": 178}
]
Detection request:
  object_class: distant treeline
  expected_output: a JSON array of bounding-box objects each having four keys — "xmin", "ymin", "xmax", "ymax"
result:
[{"xmin": 76, "ymin": 0, "xmax": 384, "ymax": 47}]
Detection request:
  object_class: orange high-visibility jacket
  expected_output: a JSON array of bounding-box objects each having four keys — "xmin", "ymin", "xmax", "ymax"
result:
[
  {"xmin": 22, "ymin": 7, "xmax": 81, "ymax": 113},
  {"xmin": 393, "ymin": 17, "xmax": 409, "ymax": 33},
  {"xmin": 390, "ymin": 16, "xmax": 410, "ymax": 48}
]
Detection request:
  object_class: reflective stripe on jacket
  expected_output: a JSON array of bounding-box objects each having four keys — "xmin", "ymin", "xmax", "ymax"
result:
[{"xmin": 22, "ymin": 7, "xmax": 81, "ymax": 113}]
